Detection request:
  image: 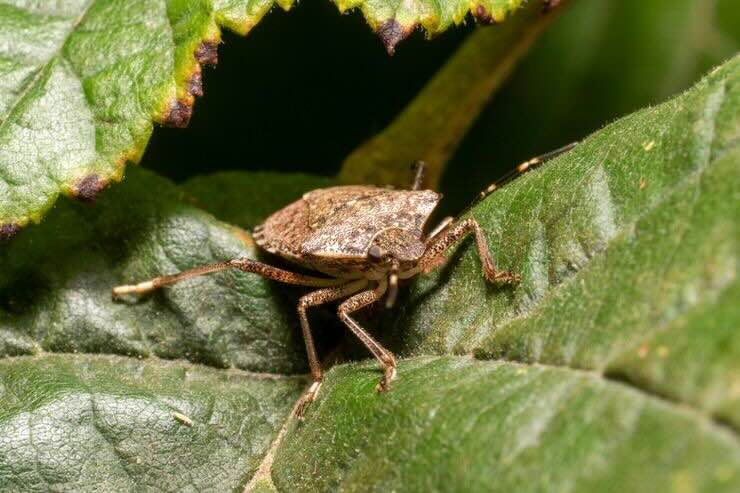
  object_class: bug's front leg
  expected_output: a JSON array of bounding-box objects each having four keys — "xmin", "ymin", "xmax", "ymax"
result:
[
  {"xmin": 112, "ymin": 258, "xmax": 343, "ymax": 296},
  {"xmin": 294, "ymin": 279, "xmax": 368, "ymax": 419},
  {"xmin": 418, "ymin": 218, "xmax": 520, "ymax": 283},
  {"xmin": 337, "ymin": 280, "xmax": 397, "ymax": 392}
]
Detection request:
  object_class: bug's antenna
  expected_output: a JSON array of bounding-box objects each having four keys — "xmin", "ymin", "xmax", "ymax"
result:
[
  {"xmin": 459, "ymin": 141, "xmax": 578, "ymax": 217},
  {"xmin": 385, "ymin": 261, "xmax": 400, "ymax": 308},
  {"xmin": 479, "ymin": 142, "xmax": 577, "ymax": 199},
  {"xmin": 411, "ymin": 161, "xmax": 426, "ymax": 190}
]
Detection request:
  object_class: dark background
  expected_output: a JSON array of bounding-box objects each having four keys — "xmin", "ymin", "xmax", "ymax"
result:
[{"xmin": 142, "ymin": 0, "xmax": 739, "ymax": 213}]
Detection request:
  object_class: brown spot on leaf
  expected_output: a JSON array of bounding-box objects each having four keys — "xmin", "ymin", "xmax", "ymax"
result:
[
  {"xmin": 188, "ymin": 69, "xmax": 203, "ymax": 97},
  {"xmin": 194, "ymin": 41, "xmax": 219, "ymax": 66},
  {"xmin": 73, "ymin": 174, "xmax": 107, "ymax": 203},
  {"xmin": 376, "ymin": 20, "xmax": 412, "ymax": 56},
  {"xmin": 473, "ymin": 5, "xmax": 495, "ymax": 25},
  {"xmin": 163, "ymin": 99, "xmax": 193, "ymax": 128},
  {"xmin": 543, "ymin": 0, "xmax": 562, "ymax": 12},
  {"xmin": 0, "ymin": 223, "xmax": 21, "ymax": 241}
]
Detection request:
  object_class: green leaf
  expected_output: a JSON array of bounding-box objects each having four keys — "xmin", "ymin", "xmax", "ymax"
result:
[
  {"xmin": 0, "ymin": 354, "xmax": 304, "ymax": 491},
  {"xmin": 272, "ymin": 357, "xmax": 739, "ymax": 492},
  {"xmin": 0, "ymin": 0, "xmax": 224, "ymax": 232},
  {"xmin": 0, "ymin": 0, "xmax": 533, "ymax": 236},
  {"xmin": 216, "ymin": 0, "xmax": 529, "ymax": 49},
  {"xmin": 332, "ymin": 0, "xmax": 528, "ymax": 54},
  {"xmin": 0, "ymin": 168, "xmax": 311, "ymax": 374}
]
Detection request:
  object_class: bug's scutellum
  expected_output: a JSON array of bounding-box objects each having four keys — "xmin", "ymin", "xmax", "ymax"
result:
[{"xmin": 113, "ymin": 144, "xmax": 575, "ymax": 417}]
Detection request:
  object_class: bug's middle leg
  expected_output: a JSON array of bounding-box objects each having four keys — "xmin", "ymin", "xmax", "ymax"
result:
[
  {"xmin": 337, "ymin": 280, "xmax": 397, "ymax": 392},
  {"xmin": 295, "ymin": 279, "xmax": 368, "ymax": 418}
]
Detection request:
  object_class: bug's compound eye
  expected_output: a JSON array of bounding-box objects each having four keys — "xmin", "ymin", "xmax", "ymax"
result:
[{"xmin": 368, "ymin": 245, "xmax": 386, "ymax": 262}]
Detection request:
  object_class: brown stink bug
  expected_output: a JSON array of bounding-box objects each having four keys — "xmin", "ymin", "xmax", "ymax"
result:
[{"xmin": 112, "ymin": 145, "xmax": 575, "ymax": 416}]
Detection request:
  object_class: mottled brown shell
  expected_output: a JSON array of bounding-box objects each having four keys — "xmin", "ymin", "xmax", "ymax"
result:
[{"xmin": 253, "ymin": 186, "xmax": 440, "ymax": 276}]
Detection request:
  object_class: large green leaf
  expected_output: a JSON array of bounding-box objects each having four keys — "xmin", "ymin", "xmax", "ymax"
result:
[
  {"xmin": 0, "ymin": 167, "xmax": 319, "ymax": 490},
  {"xmin": 0, "ymin": 354, "xmax": 304, "ymax": 491},
  {"xmin": 273, "ymin": 357, "xmax": 739, "ymax": 492},
  {"xmin": 1, "ymin": 56, "xmax": 737, "ymax": 490},
  {"xmin": 0, "ymin": 0, "xmax": 223, "ymax": 232},
  {"xmin": 0, "ymin": 0, "xmax": 535, "ymax": 236}
]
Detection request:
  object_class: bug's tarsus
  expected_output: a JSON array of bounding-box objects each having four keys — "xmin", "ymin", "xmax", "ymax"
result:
[
  {"xmin": 112, "ymin": 280, "xmax": 155, "ymax": 296},
  {"xmin": 411, "ymin": 161, "xmax": 426, "ymax": 190},
  {"xmin": 112, "ymin": 261, "xmax": 236, "ymax": 296},
  {"xmin": 295, "ymin": 380, "xmax": 322, "ymax": 420}
]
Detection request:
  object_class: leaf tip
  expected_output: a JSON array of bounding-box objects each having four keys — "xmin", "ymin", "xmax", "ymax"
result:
[
  {"xmin": 194, "ymin": 40, "xmax": 219, "ymax": 66},
  {"xmin": 73, "ymin": 174, "xmax": 107, "ymax": 203},
  {"xmin": 0, "ymin": 223, "xmax": 21, "ymax": 241},
  {"xmin": 376, "ymin": 20, "xmax": 413, "ymax": 55},
  {"xmin": 163, "ymin": 99, "xmax": 193, "ymax": 128}
]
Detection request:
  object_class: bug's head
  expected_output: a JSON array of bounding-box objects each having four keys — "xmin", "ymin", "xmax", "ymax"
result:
[
  {"xmin": 368, "ymin": 228, "xmax": 425, "ymax": 308},
  {"xmin": 368, "ymin": 228, "xmax": 425, "ymax": 265}
]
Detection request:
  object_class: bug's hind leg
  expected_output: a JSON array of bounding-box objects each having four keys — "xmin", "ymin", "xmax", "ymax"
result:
[
  {"xmin": 418, "ymin": 218, "xmax": 520, "ymax": 283},
  {"xmin": 337, "ymin": 280, "xmax": 397, "ymax": 392},
  {"xmin": 295, "ymin": 279, "xmax": 368, "ymax": 419}
]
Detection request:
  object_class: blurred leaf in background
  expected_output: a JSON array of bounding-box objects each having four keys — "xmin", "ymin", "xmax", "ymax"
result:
[{"xmin": 441, "ymin": 0, "xmax": 740, "ymax": 211}]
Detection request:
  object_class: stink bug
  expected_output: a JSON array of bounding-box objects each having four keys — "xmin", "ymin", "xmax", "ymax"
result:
[{"xmin": 112, "ymin": 144, "xmax": 575, "ymax": 416}]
